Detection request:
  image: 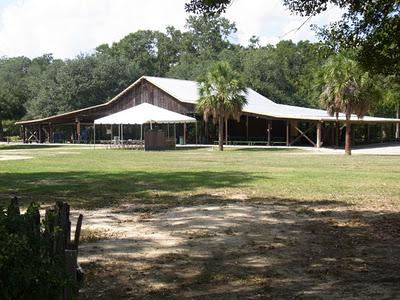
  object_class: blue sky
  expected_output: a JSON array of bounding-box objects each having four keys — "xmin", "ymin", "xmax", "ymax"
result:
[{"xmin": 0, "ymin": 0, "xmax": 343, "ymax": 59}]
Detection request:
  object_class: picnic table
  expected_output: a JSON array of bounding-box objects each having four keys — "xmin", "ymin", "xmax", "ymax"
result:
[{"xmin": 109, "ymin": 139, "xmax": 144, "ymax": 150}]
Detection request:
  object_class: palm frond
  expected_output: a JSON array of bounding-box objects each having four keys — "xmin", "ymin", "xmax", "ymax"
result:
[
  {"xmin": 196, "ymin": 61, "xmax": 247, "ymax": 123},
  {"xmin": 319, "ymin": 53, "xmax": 380, "ymax": 119}
]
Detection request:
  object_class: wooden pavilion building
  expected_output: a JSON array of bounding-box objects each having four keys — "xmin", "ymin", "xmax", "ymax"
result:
[{"xmin": 16, "ymin": 76, "xmax": 400, "ymax": 147}]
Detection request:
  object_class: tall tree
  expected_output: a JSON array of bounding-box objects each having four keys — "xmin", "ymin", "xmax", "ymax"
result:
[
  {"xmin": 197, "ymin": 61, "xmax": 247, "ymax": 151},
  {"xmin": 319, "ymin": 53, "xmax": 380, "ymax": 155},
  {"xmin": 186, "ymin": 1, "xmax": 400, "ymax": 76},
  {"xmin": 103, "ymin": 30, "xmax": 179, "ymax": 77},
  {"xmin": 168, "ymin": 16, "xmax": 237, "ymax": 80},
  {"xmin": 242, "ymin": 40, "xmax": 331, "ymax": 107},
  {"xmin": 284, "ymin": 0, "xmax": 400, "ymax": 76},
  {"xmin": 0, "ymin": 57, "xmax": 31, "ymax": 139}
]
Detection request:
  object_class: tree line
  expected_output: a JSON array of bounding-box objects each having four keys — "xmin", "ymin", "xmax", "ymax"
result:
[{"xmin": 0, "ymin": 15, "xmax": 399, "ymax": 139}]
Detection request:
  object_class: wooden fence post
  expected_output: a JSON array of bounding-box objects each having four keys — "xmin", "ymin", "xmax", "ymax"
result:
[{"xmin": 7, "ymin": 198, "xmax": 83, "ymax": 300}]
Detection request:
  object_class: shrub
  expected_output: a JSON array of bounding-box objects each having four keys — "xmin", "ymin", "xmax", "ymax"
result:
[{"xmin": 0, "ymin": 199, "xmax": 69, "ymax": 300}]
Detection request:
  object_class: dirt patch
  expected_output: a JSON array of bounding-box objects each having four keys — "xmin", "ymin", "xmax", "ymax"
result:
[{"xmin": 75, "ymin": 197, "xmax": 400, "ymax": 299}]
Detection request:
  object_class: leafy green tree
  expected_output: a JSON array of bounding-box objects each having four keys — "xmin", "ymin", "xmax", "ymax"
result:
[
  {"xmin": 197, "ymin": 61, "xmax": 247, "ymax": 151},
  {"xmin": 104, "ymin": 30, "xmax": 178, "ymax": 77},
  {"xmin": 25, "ymin": 58, "xmax": 67, "ymax": 118},
  {"xmin": 284, "ymin": 0, "xmax": 400, "ymax": 76},
  {"xmin": 242, "ymin": 40, "xmax": 331, "ymax": 107},
  {"xmin": 319, "ymin": 53, "xmax": 380, "ymax": 155},
  {"xmin": 168, "ymin": 16, "xmax": 237, "ymax": 80},
  {"xmin": 25, "ymin": 54, "xmax": 139, "ymax": 118},
  {"xmin": 186, "ymin": 1, "xmax": 400, "ymax": 76},
  {"xmin": 0, "ymin": 57, "xmax": 31, "ymax": 139}
]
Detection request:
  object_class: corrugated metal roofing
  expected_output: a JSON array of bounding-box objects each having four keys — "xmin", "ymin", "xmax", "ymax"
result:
[{"xmin": 145, "ymin": 76, "xmax": 400, "ymax": 123}]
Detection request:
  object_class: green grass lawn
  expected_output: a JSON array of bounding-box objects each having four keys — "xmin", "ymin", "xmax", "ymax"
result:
[
  {"xmin": 2, "ymin": 145, "xmax": 400, "ymax": 299},
  {"xmin": 0, "ymin": 145, "xmax": 399, "ymax": 210}
]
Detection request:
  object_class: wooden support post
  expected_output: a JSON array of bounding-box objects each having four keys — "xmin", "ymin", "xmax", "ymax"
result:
[
  {"xmin": 286, "ymin": 121, "xmax": 290, "ymax": 146},
  {"xmin": 367, "ymin": 124, "xmax": 370, "ymax": 143},
  {"xmin": 381, "ymin": 125, "xmax": 386, "ymax": 143},
  {"xmin": 396, "ymin": 102, "xmax": 399, "ymax": 140},
  {"xmin": 183, "ymin": 122, "xmax": 187, "ymax": 145},
  {"xmin": 174, "ymin": 123, "xmax": 176, "ymax": 143},
  {"xmin": 38, "ymin": 124, "xmax": 42, "ymax": 143},
  {"xmin": 246, "ymin": 115, "xmax": 249, "ymax": 140},
  {"xmin": 71, "ymin": 125, "xmax": 74, "ymax": 142},
  {"xmin": 76, "ymin": 119, "xmax": 81, "ymax": 143},
  {"xmin": 396, "ymin": 123, "xmax": 400, "ymax": 140},
  {"xmin": 316, "ymin": 122, "xmax": 322, "ymax": 148},
  {"xmin": 121, "ymin": 124, "xmax": 124, "ymax": 146},
  {"xmin": 225, "ymin": 118, "xmax": 228, "ymax": 145},
  {"xmin": 48, "ymin": 123, "xmax": 53, "ymax": 143},
  {"xmin": 21, "ymin": 125, "xmax": 26, "ymax": 143},
  {"xmin": 74, "ymin": 214, "xmax": 83, "ymax": 251},
  {"xmin": 267, "ymin": 121, "xmax": 271, "ymax": 146},
  {"xmin": 335, "ymin": 121, "xmax": 339, "ymax": 149},
  {"xmin": 64, "ymin": 249, "xmax": 78, "ymax": 299},
  {"xmin": 204, "ymin": 121, "xmax": 208, "ymax": 144},
  {"xmin": 195, "ymin": 121, "xmax": 198, "ymax": 144},
  {"xmin": 42, "ymin": 127, "xmax": 49, "ymax": 143},
  {"xmin": 93, "ymin": 124, "xmax": 96, "ymax": 147}
]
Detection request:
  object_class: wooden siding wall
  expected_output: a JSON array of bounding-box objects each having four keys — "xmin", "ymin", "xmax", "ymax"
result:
[{"xmin": 107, "ymin": 80, "xmax": 194, "ymax": 115}]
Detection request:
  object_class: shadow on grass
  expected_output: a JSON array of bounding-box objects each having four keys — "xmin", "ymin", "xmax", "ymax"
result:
[
  {"xmin": 0, "ymin": 170, "xmax": 263, "ymax": 209},
  {"xmin": 78, "ymin": 193, "xmax": 400, "ymax": 300}
]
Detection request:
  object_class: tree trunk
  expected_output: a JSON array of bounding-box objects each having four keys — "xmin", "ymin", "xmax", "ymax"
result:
[
  {"xmin": 218, "ymin": 115, "xmax": 224, "ymax": 151},
  {"xmin": 345, "ymin": 118, "xmax": 352, "ymax": 155},
  {"xmin": 335, "ymin": 121, "xmax": 339, "ymax": 149},
  {"xmin": 0, "ymin": 119, "xmax": 3, "ymax": 141}
]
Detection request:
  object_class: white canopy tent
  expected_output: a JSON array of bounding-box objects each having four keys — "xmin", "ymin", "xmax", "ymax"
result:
[{"xmin": 93, "ymin": 103, "xmax": 196, "ymax": 145}]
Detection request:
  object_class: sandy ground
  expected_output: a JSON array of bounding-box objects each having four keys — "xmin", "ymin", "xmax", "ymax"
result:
[
  {"xmin": 0, "ymin": 154, "xmax": 33, "ymax": 160},
  {"xmin": 2, "ymin": 142, "xmax": 400, "ymax": 160},
  {"xmin": 75, "ymin": 198, "xmax": 400, "ymax": 299},
  {"xmin": 2, "ymin": 141, "xmax": 400, "ymax": 156}
]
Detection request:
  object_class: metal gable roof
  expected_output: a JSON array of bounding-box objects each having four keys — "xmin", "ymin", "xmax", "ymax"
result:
[{"xmin": 144, "ymin": 76, "xmax": 400, "ymax": 123}]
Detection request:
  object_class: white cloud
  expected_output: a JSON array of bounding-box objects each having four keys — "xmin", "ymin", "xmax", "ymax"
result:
[{"xmin": 0, "ymin": 0, "xmax": 343, "ymax": 59}]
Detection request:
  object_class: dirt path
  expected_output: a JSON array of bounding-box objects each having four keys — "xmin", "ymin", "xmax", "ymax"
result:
[
  {"xmin": 76, "ymin": 198, "xmax": 400, "ymax": 299},
  {"xmin": 0, "ymin": 154, "xmax": 33, "ymax": 160}
]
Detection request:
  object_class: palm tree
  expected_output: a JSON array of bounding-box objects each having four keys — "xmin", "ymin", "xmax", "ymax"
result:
[
  {"xmin": 197, "ymin": 61, "xmax": 247, "ymax": 151},
  {"xmin": 320, "ymin": 53, "xmax": 379, "ymax": 155}
]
